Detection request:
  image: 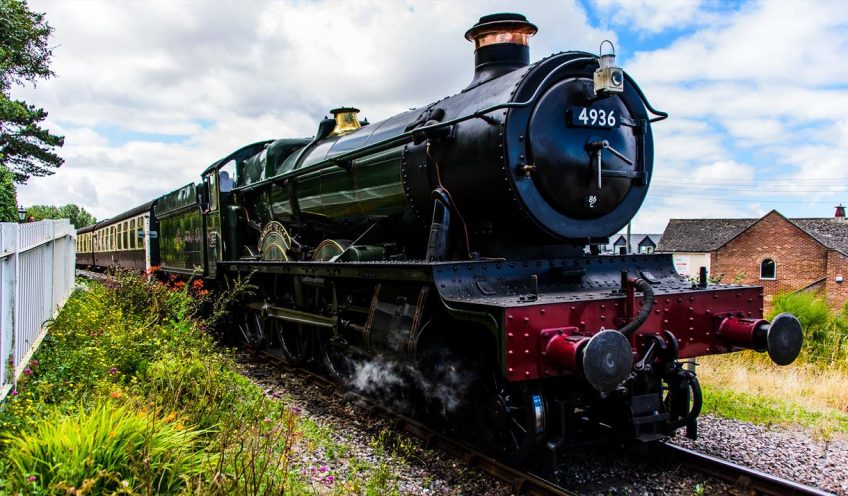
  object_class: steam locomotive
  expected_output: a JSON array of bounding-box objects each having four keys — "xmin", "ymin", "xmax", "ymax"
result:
[{"xmin": 77, "ymin": 13, "xmax": 803, "ymax": 465}]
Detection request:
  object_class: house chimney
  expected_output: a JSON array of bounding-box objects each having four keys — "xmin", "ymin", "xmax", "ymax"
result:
[
  {"xmin": 836, "ymin": 204, "xmax": 846, "ymax": 223},
  {"xmin": 464, "ymin": 13, "xmax": 537, "ymax": 89}
]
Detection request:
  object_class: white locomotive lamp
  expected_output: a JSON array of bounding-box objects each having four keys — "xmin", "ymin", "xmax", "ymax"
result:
[{"xmin": 594, "ymin": 40, "xmax": 625, "ymax": 94}]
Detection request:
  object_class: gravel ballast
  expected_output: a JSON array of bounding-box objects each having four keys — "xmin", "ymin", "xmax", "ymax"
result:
[{"xmin": 676, "ymin": 415, "xmax": 847, "ymax": 495}]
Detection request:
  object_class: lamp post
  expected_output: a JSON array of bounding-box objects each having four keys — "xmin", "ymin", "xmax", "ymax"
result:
[{"xmin": 17, "ymin": 205, "xmax": 26, "ymax": 223}]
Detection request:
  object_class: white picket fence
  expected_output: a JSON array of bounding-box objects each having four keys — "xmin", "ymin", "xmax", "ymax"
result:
[{"xmin": 0, "ymin": 220, "xmax": 76, "ymax": 402}]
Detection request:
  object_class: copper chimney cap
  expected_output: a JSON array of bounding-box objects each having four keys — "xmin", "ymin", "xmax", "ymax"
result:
[{"xmin": 464, "ymin": 13, "xmax": 538, "ymax": 50}]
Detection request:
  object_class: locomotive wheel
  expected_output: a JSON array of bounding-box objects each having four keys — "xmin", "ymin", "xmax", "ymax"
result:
[
  {"xmin": 475, "ymin": 371, "xmax": 546, "ymax": 465},
  {"xmin": 273, "ymin": 319, "xmax": 311, "ymax": 365},
  {"xmin": 238, "ymin": 309, "xmax": 267, "ymax": 349},
  {"xmin": 320, "ymin": 331, "xmax": 354, "ymax": 383}
]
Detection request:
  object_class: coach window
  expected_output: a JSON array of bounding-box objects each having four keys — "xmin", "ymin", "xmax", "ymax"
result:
[
  {"xmin": 129, "ymin": 219, "xmax": 135, "ymax": 249},
  {"xmin": 760, "ymin": 258, "xmax": 776, "ymax": 280},
  {"xmin": 124, "ymin": 221, "xmax": 129, "ymax": 250}
]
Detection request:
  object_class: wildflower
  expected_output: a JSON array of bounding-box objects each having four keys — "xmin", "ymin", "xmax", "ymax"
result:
[
  {"xmin": 192, "ymin": 279, "xmax": 204, "ymax": 289},
  {"xmin": 109, "ymin": 367, "xmax": 118, "ymax": 375},
  {"xmin": 163, "ymin": 412, "xmax": 177, "ymax": 423},
  {"xmin": 323, "ymin": 475, "xmax": 335, "ymax": 486},
  {"xmin": 27, "ymin": 475, "xmax": 36, "ymax": 482},
  {"xmin": 29, "ymin": 359, "xmax": 39, "ymax": 367},
  {"xmin": 319, "ymin": 465, "xmax": 327, "ymax": 473},
  {"xmin": 175, "ymin": 421, "xmax": 184, "ymax": 431},
  {"xmin": 22, "ymin": 368, "xmax": 33, "ymax": 376},
  {"xmin": 110, "ymin": 391, "xmax": 122, "ymax": 399},
  {"xmin": 264, "ymin": 417, "xmax": 272, "ymax": 423},
  {"xmin": 290, "ymin": 406, "xmax": 302, "ymax": 415},
  {"xmin": 108, "ymin": 430, "xmax": 116, "ymax": 439},
  {"xmin": 11, "ymin": 390, "xmax": 18, "ymax": 396}
]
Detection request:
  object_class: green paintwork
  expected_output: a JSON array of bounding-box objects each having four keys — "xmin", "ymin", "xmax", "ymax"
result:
[
  {"xmin": 156, "ymin": 183, "xmax": 205, "ymax": 274},
  {"xmin": 243, "ymin": 146, "xmax": 406, "ymax": 224},
  {"xmin": 156, "ymin": 183, "xmax": 197, "ymax": 215},
  {"xmin": 240, "ymin": 139, "xmax": 311, "ymax": 188}
]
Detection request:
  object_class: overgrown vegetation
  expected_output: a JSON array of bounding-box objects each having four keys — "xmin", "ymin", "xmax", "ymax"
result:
[
  {"xmin": 0, "ymin": 269, "xmax": 405, "ymax": 494},
  {"xmin": 769, "ymin": 291, "xmax": 848, "ymax": 366},
  {"xmin": 699, "ymin": 291, "xmax": 848, "ymax": 437}
]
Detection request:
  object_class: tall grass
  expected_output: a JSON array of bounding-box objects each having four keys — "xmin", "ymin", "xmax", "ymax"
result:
[
  {"xmin": 3, "ymin": 402, "xmax": 207, "ymax": 494},
  {"xmin": 769, "ymin": 292, "xmax": 848, "ymax": 367}
]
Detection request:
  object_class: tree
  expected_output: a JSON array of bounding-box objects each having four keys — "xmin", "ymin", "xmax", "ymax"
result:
[
  {"xmin": 0, "ymin": 0, "xmax": 64, "ymax": 184},
  {"xmin": 0, "ymin": 164, "xmax": 17, "ymax": 221},
  {"xmin": 27, "ymin": 203, "xmax": 95, "ymax": 228}
]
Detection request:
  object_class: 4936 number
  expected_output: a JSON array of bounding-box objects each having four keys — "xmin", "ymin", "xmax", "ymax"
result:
[{"xmin": 569, "ymin": 106, "xmax": 619, "ymax": 128}]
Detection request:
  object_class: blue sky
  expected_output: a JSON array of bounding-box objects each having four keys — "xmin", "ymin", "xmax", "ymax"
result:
[{"xmin": 14, "ymin": 0, "xmax": 848, "ymax": 234}]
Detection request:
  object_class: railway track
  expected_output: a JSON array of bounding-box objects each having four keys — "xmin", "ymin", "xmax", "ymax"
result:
[
  {"xmin": 248, "ymin": 347, "xmax": 835, "ymax": 496},
  {"xmin": 661, "ymin": 443, "xmax": 834, "ymax": 496}
]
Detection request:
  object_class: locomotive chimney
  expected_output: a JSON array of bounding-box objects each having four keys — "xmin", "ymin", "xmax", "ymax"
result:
[
  {"xmin": 329, "ymin": 107, "xmax": 362, "ymax": 136},
  {"xmin": 464, "ymin": 13, "xmax": 537, "ymax": 89},
  {"xmin": 835, "ymin": 203, "xmax": 846, "ymax": 223}
]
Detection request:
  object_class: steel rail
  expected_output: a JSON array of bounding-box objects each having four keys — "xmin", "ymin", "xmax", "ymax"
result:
[
  {"xmin": 663, "ymin": 442, "xmax": 835, "ymax": 496},
  {"xmin": 252, "ymin": 349, "xmax": 576, "ymax": 496}
]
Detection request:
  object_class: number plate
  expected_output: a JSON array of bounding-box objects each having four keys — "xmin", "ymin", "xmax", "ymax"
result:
[{"xmin": 569, "ymin": 106, "xmax": 619, "ymax": 129}]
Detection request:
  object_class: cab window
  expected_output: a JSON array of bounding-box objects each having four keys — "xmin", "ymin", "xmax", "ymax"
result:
[{"xmin": 208, "ymin": 174, "xmax": 218, "ymax": 211}]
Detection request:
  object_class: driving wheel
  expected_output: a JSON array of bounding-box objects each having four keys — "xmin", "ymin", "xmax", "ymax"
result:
[
  {"xmin": 476, "ymin": 370, "xmax": 547, "ymax": 465},
  {"xmin": 320, "ymin": 331, "xmax": 354, "ymax": 383},
  {"xmin": 273, "ymin": 318, "xmax": 311, "ymax": 365},
  {"xmin": 238, "ymin": 308, "xmax": 267, "ymax": 349}
]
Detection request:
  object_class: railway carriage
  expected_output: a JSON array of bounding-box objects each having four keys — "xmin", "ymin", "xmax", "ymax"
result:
[
  {"xmin": 78, "ymin": 13, "xmax": 804, "ymax": 466},
  {"xmin": 76, "ymin": 201, "xmax": 159, "ymax": 272}
]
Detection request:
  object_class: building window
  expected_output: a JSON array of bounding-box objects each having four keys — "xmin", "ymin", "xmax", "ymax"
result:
[
  {"xmin": 618, "ymin": 246, "xmax": 627, "ymax": 255},
  {"xmin": 760, "ymin": 258, "xmax": 776, "ymax": 280},
  {"xmin": 639, "ymin": 245, "xmax": 654, "ymax": 254}
]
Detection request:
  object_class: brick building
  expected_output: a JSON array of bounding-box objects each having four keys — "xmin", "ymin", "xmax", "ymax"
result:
[{"xmin": 657, "ymin": 208, "xmax": 848, "ymax": 310}]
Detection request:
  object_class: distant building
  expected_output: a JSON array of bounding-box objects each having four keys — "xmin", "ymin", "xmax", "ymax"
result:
[
  {"xmin": 608, "ymin": 233, "xmax": 662, "ymax": 255},
  {"xmin": 655, "ymin": 218, "xmax": 756, "ymax": 277},
  {"xmin": 657, "ymin": 207, "xmax": 848, "ymax": 309}
]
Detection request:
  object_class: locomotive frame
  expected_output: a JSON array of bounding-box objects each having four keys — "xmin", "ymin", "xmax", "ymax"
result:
[{"xmin": 76, "ymin": 13, "xmax": 804, "ymax": 466}]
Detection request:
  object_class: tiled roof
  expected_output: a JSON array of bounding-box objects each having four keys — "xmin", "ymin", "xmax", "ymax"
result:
[
  {"xmin": 791, "ymin": 218, "xmax": 848, "ymax": 255},
  {"xmin": 655, "ymin": 218, "xmax": 757, "ymax": 252},
  {"xmin": 657, "ymin": 215, "xmax": 848, "ymax": 254}
]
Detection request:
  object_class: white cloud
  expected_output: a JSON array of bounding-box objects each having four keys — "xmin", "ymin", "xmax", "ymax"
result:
[
  {"xmin": 593, "ymin": 0, "xmax": 707, "ymax": 34},
  {"xmin": 628, "ymin": 2, "xmax": 848, "ymax": 86}
]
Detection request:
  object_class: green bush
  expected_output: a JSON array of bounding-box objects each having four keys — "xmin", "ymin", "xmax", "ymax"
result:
[
  {"xmin": 1, "ymin": 402, "xmax": 207, "ymax": 494},
  {"xmin": 770, "ymin": 292, "xmax": 848, "ymax": 366}
]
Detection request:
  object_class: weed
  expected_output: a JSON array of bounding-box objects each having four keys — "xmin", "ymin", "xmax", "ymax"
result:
[{"xmin": 1, "ymin": 402, "xmax": 207, "ymax": 494}]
